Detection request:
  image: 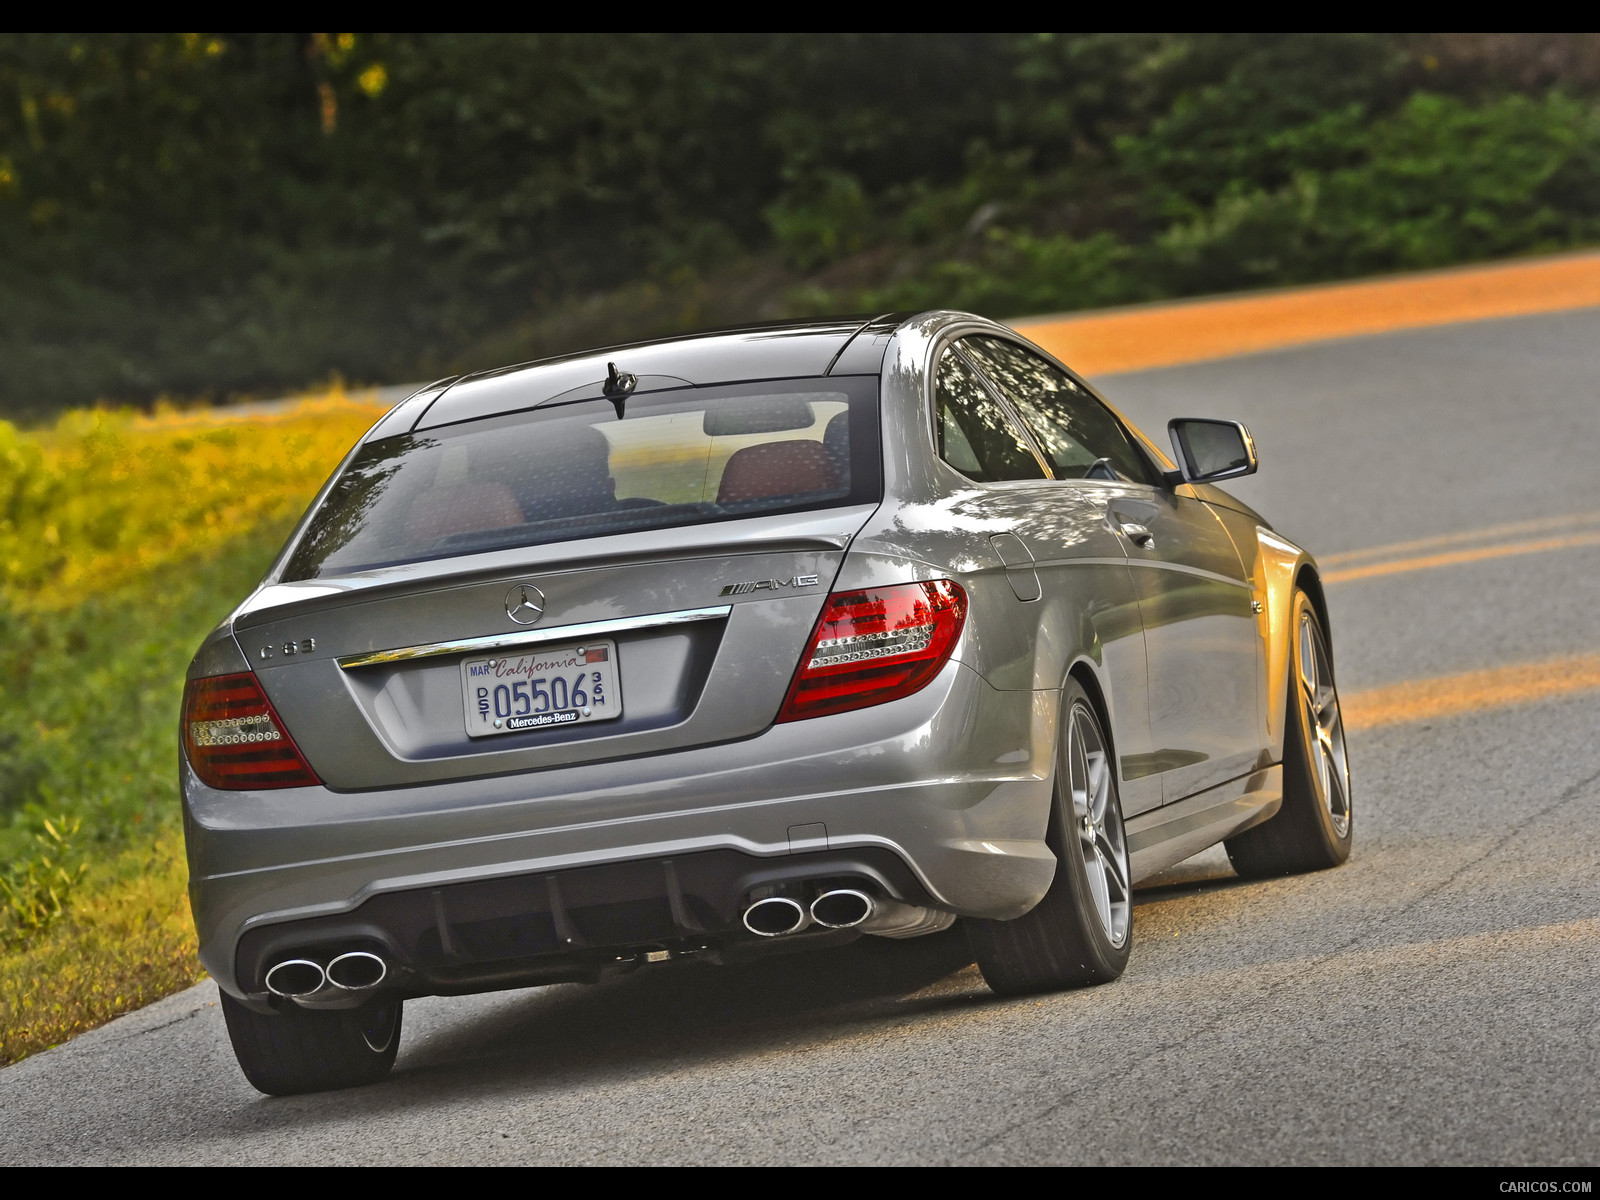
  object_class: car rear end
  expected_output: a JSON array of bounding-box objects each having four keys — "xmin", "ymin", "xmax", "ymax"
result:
[{"xmin": 182, "ymin": 332, "xmax": 1055, "ymax": 1011}]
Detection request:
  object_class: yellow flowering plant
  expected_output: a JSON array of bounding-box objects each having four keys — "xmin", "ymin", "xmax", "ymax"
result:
[{"xmin": 0, "ymin": 388, "xmax": 389, "ymax": 1063}]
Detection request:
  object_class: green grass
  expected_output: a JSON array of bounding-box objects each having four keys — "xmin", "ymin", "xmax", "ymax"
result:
[
  {"xmin": 0, "ymin": 519, "xmax": 293, "ymax": 1064},
  {"xmin": 0, "ymin": 833, "xmax": 200, "ymax": 1065}
]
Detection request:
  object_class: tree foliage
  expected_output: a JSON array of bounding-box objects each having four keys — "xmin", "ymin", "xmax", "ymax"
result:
[{"xmin": 3, "ymin": 33, "xmax": 1599, "ymax": 417}]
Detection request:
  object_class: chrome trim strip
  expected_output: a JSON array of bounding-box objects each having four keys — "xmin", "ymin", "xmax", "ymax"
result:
[{"xmin": 336, "ymin": 605, "xmax": 733, "ymax": 670}]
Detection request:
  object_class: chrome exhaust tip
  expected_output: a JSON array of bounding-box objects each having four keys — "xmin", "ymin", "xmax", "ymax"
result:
[
  {"xmin": 742, "ymin": 896, "xmax": 809, "ymax": 937},
  {"xmin": 264, "ymin": 958, "xmax": 327, "ymax": 998},
  {"xmin": 325, "ymin": 950, "xmax": 388, "ymax": 991},
  {"xmin": 810, "ymin": 888, "xmax": 875, "ymax": 929}
]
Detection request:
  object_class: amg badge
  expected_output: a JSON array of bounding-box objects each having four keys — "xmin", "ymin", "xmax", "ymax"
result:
[{"xmin": 719, "ymin": 574, "xmax": 820, "ymax": 597}]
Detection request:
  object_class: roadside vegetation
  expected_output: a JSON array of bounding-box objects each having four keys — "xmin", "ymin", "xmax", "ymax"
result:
[
  {"xmin": 0, "ymin": 395, "xmax": 382, "ymax": 1064},
  {"xmin": 4, "ymin": 33, "xmax": 1600, "ymax": 421}
]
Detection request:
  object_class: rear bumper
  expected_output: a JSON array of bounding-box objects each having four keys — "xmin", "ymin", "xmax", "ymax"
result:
[
  {"xmin": 231, "ymin": 845, "xmax": 940, "ymax": 1004},
  {"xmin": 183, "ymin": 659, "xmax": 1060, "ymax": 999}
]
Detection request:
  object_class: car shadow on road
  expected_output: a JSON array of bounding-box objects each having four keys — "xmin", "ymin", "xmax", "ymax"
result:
[
  {"xmin": 225, "ymin": 857, "xmax": 1256, "ymax": 1128},
  {"xmin": 205, "ymin": 927, "xmax": 998, "ymax": 1131},
  {"xmin": 1131, "ymin": 844, "xmax": 1247, "ymax": 902},
  {"xmin": 381, "ymin": 926, "xmax": 989, "ymax": 1089}
]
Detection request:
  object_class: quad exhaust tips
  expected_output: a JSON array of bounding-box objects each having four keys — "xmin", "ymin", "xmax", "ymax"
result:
[{"xmin": 264, "ymin": 951, "xmax": 388, "ymax": 998}]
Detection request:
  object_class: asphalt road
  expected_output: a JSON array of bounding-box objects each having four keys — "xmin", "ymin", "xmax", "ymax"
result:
[{"xmin": 4, "ymin": 310, "xmax": 1598, "ymax": 1165}]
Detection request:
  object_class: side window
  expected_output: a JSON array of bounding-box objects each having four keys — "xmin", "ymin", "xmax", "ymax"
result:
[
  {"xmin": 933, "ymin": 348, "xmax": 1046, "ymax": 482},
  {"xmin": 962, "ymin": 336, "xmax": 1152, "ymax": 484}
]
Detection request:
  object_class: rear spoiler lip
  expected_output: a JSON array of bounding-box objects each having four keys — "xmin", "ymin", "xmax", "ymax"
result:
[{"xmin": 231, "ymin": 506, "xmax": 877, "ymax": 631}]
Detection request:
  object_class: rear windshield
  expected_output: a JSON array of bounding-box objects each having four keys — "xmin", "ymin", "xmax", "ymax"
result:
[{"xmin": 282, "ymin": 376, "xmax": 881, "ymax": 580}]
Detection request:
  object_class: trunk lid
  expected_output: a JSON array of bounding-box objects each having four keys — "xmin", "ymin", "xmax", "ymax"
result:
[{"xmin": 234, "ymin": 509, "xmax": 873, "ymax": 790}]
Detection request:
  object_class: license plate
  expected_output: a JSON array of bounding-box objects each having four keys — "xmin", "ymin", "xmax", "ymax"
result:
[{"xmin": 460, "ymin": 640, "xmax": 621, "ymax": 737}]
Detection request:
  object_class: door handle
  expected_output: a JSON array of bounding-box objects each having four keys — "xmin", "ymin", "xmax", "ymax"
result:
[
  {"xmin": 1108, "ymin": 505, "xmax": 1156, "ymax": 548},
  {"xmin": 1107, "ymin": 502, "xmax": 1158, "ymax": 550},
  {"xmin": 1119, "ymin": 522, "xmax": 1155, "ymax": 547}
]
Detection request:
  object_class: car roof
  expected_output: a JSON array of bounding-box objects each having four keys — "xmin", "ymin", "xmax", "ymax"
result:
[{"xmin": 403, "ymin": 313, "xmax": 911, "ymax": 432}]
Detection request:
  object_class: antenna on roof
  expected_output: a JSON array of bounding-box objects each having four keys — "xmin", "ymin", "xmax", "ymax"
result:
[{"xmin": 603, "ymin": 361, "xmax": 637, "ymax": 420}]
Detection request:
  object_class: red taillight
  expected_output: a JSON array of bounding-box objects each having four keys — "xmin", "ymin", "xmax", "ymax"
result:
[
  {"xmin": 181, "ymin": 672, "xmax": 321, "ymax": 790},
  {"xmin": 777, "ymin": 580, "xmax": 968, "ymax": 722}
]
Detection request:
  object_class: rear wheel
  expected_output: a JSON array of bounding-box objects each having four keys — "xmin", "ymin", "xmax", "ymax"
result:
[
  {"xmin": 1226, "ymin": 589, "xmax": 1353, "ymax": 878},
  {"xmin": 220, "ymin": 991, "xmax": 402, "ymax": 1096},
  {"xmin": 967, "ymin": 680, "xmax": 1133, "ymax": 996}
]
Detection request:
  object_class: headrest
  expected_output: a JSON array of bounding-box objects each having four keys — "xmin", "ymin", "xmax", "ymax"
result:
[
  {"xmin": 404, "ymin": 483, "xmax": 524, "ymax": 541},
  {"xmin": 703, "ymin": 396, "xmax": 816, "ymax": 436},
  {"xmin": 717, "ymin": 441, "xmax": 840, "ymax": 505}
]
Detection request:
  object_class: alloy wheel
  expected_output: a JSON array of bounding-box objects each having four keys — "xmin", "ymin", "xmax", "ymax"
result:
[
  {"xmin": 1068, "ymin": 702, "xmax": 1131, "ymax": 948},
  {"xmin": 1298, "ymin": 611, "xmax": 1352, "ymax": 838}
]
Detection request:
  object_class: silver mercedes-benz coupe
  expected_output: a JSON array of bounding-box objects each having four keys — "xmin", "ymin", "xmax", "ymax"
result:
[{"xmin": 181, "ymin": 311, "xmax": 1352, "ymax": 1094}]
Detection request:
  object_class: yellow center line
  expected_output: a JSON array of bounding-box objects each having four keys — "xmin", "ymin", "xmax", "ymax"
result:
[
  {"xmin": 1322, "ymin": 530, "xmax": 1600, "ymax": 584},
  {"xmin": 1343, "ymin": 653, "xmax": 1600, "ymax": 730},
  {"xmin": 1318, "ymin": 510, "xmax": 1600, "ymax": 567}
]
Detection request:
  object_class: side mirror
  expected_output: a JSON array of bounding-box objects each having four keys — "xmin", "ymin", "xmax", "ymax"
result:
[{"xmin": 1167, "ymin": 418, "xmax": 1258, "ymax": 483}]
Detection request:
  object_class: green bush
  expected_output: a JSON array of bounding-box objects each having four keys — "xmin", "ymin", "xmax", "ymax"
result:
[
  {"xmin": 0, "ymin": 816, "xmax": 87, "ymax": 948},
  {"xmin": 801, "ymin": 89, "xmax": 1600, "ymax": 320}
]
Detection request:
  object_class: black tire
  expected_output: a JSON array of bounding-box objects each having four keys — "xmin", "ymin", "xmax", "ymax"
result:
[
  {"xmin": 1226, "ymin": 588, "xmax": 1353, "ymax": 878},
  {"xmin": 967, "ymin": 680, "xmax": 1133, "ymax": 996},
  {"xmin": 220, "ymin": 991, "xmax": 402, "ymax": 1096}
]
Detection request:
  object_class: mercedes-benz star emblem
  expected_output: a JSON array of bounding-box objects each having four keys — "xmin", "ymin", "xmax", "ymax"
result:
[{"xmin": 505, "ymin": 583, "xmax": 546, "ymax": 625}]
